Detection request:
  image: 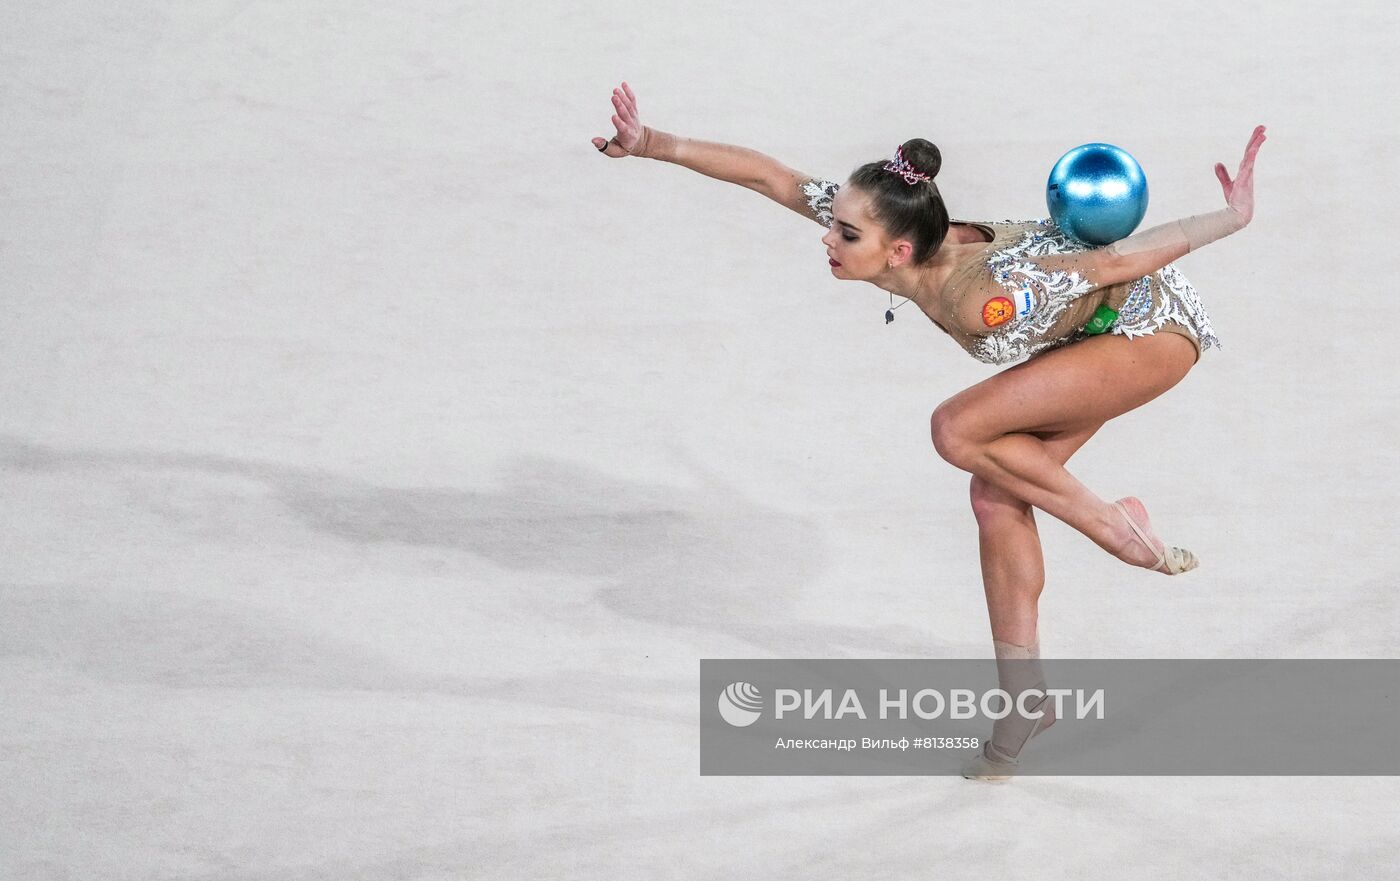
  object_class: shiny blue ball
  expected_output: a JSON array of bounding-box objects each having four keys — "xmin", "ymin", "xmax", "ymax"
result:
[{"xmin": 1046, "ymin": 143, "xmax": 1149, "ymax": 246}]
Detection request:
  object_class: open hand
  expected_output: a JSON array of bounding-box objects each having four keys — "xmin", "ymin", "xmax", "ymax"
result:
[
  {"xmin": 1216, "ymin": 125, "xmax": 1266, "ymax": 224},
  {"xmin": 592, "ymin": 81, "xmax": 641, "ymax": 158}
]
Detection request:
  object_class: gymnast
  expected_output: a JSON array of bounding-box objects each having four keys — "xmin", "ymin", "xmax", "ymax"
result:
[{"xmin": 592, "ymin": 81, "xmax": 1266, "ymax": 779}]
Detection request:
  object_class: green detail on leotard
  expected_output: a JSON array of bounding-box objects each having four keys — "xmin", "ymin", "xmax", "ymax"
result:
[{"xmin": 1083, "ymin": 304, "xmax": 1119, "ymax": 335}]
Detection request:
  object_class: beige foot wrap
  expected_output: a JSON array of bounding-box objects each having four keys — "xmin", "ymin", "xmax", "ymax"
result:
[{"xmin": 1113, "ymin": 501, "xmax": 1200, "ymax": 574}]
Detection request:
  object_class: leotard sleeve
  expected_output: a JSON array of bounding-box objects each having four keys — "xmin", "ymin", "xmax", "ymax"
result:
[{"xmin": 798, "ymin": 178, "xmax": 841, "ymax": 228}]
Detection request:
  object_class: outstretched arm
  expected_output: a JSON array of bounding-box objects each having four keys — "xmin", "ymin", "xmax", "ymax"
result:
[
  {"xmin": 1020, "ymin": 125, "xmax": 1269, "ymax": 292},
  {"xmin": 591, "ymin": 81, "xmax": 833, "ymax": 224},
  {"xmin": 1066, "ymin": 125, "xmax": 1269, "ymax": 287},
  {"xmin": 955, "ymin": 127, "xmax": 1268, "ymax": 339},
  {"xmin": 1103, "ymin": 125, "xmax": 1267, "ymax": 278}
]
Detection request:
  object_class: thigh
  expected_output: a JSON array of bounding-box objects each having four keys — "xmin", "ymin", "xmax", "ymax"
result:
[{"xmin": 940, "ymin": 331, "xmax": 1197, "ymax": 440}]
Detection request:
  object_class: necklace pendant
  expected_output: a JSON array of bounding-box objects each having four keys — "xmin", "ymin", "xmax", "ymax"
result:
[{"xmin": 885, "ymin": 309, "xmax": 895, "ymax": 324}]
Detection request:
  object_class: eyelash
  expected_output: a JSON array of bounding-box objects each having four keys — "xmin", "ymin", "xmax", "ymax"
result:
[{"xmin": 841, "ymin": 233, "xmax": 857, "ymax": 242}]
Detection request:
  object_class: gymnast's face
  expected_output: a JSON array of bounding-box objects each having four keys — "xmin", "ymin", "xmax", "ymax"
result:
[{"xmin": 821, "ymin": 185, "xmax": 903, "ymax": 280}]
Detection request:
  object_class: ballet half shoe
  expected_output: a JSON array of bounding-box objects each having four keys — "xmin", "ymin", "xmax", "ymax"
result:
[
  {"xmin": 961, "ymin": 695, "xmax": 1054, "ymax": 781},
  {"xmin": 1112, "ymin": 500, "xmax": 1199, "ymax": 575},
  {"xmin": 960, "ymin": 741, "xmax": 1022, "ymax": 781}
]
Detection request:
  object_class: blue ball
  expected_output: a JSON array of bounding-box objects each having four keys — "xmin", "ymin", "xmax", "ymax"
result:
[{"xmin": 1046, "ymin": 143, "xmax": 1148, "ymax": 246}]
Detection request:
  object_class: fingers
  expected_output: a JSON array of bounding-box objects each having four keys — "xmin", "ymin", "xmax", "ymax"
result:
[
  {"xmin": 1245, "ymin": 125, "xmax": 1267, "ymax": 158},
  {"xmin": 1215, "ymin": 163, "xmax": 1232, "ymax": 195},
  {"xmin": 1213, "ymin": 126, "xmax": 1265, "ymax": 187},
  {"xmin": 613, "ymin": 94, "xmax": 636, "ymax": 128},
  {"xmin": 1233, "ymin": 126, "xmax": 1266, "ymax": 180},
  {"xmin": 591, "ymin": 135, "xmax": 627, "ymax": 157},
  {"xmin": 596, "ymin": 82, "xmax": 639, "ymax": 157},
  {"xmin": 613, "ymin": 88, "xmax": 637, "ymax": 127}
]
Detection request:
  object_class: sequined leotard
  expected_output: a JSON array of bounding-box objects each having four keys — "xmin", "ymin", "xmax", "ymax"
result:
[{"xmin": 801, "ymin": 178, "xmax": 1221, "ymax": 366}]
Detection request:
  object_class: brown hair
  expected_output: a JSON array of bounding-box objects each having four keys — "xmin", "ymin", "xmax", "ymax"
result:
[{"xmin": 847, "ymin": 138, "xmax": 950, "ymax": 264}]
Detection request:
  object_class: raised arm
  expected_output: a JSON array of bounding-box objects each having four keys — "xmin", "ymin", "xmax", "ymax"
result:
[
  {"xmin": 1032, "ymin": 126, "xmax": 1269, "ymax": 288},
  {"xmin": 1102, "ymin": 126, "xmax": 1266, "ymax": 282},
  {"xmin": 591, "ymin": 81, "xmax": 835, "ymax": 225},
  {"xmin": 950, "ymin": 128, "xmax": 1268, "ymax": 341}
]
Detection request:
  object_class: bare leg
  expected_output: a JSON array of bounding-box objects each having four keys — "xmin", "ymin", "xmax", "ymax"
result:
[
  {"xmin": 933, "ymin": 332, "xmax": 1199, "ymax": 569},
  {"xmin": 950, "ymin": 335, "xmax": 1198, "ymax": 780},
  {"xmin": 970, "ymin": 422, "xmax": 1101, "ymax": 750},
  {"xmin": 971, "ymin": 423, "xmax": 1103, "ymax": 646},
  {"xmin": 962, "ymin": 419, "xmax": 1114, "ymax": 777}
]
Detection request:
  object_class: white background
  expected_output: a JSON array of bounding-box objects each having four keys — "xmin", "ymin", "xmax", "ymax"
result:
[{"xmin": 3, "ymin": 0, "xmax": 1398, "ymax": 877}]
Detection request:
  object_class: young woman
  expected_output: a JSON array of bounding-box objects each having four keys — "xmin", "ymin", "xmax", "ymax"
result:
[{"xmin": 592, "ymin": 81, "xmax": 1266, "ymax": 780}]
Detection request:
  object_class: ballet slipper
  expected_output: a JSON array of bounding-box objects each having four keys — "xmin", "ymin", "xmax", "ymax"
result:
[
  {"xmin": 1112, "ymin": 499, "xmax": 1199, "ymax": 575},
  {"xmin": 960, "ymin": 741, "xmax": 1020, "ymax": 781},
  {"xmin": 961, "ymin": 694, "xmax": 1054, "ymax": 781},
  {"xmin": 964, "ymin": 640, "xmax": 1054, "ymax": 781}
]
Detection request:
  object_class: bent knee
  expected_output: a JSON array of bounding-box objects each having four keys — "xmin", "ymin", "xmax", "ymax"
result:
[{"xmin": 930, "ymin": 403, "xmax": 976, "ymax": 468}]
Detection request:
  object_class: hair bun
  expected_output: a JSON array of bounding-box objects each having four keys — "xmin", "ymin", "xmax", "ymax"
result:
[{"xmin": 899, "ymin": 138, "xmax": 942, "ymax": 181}]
